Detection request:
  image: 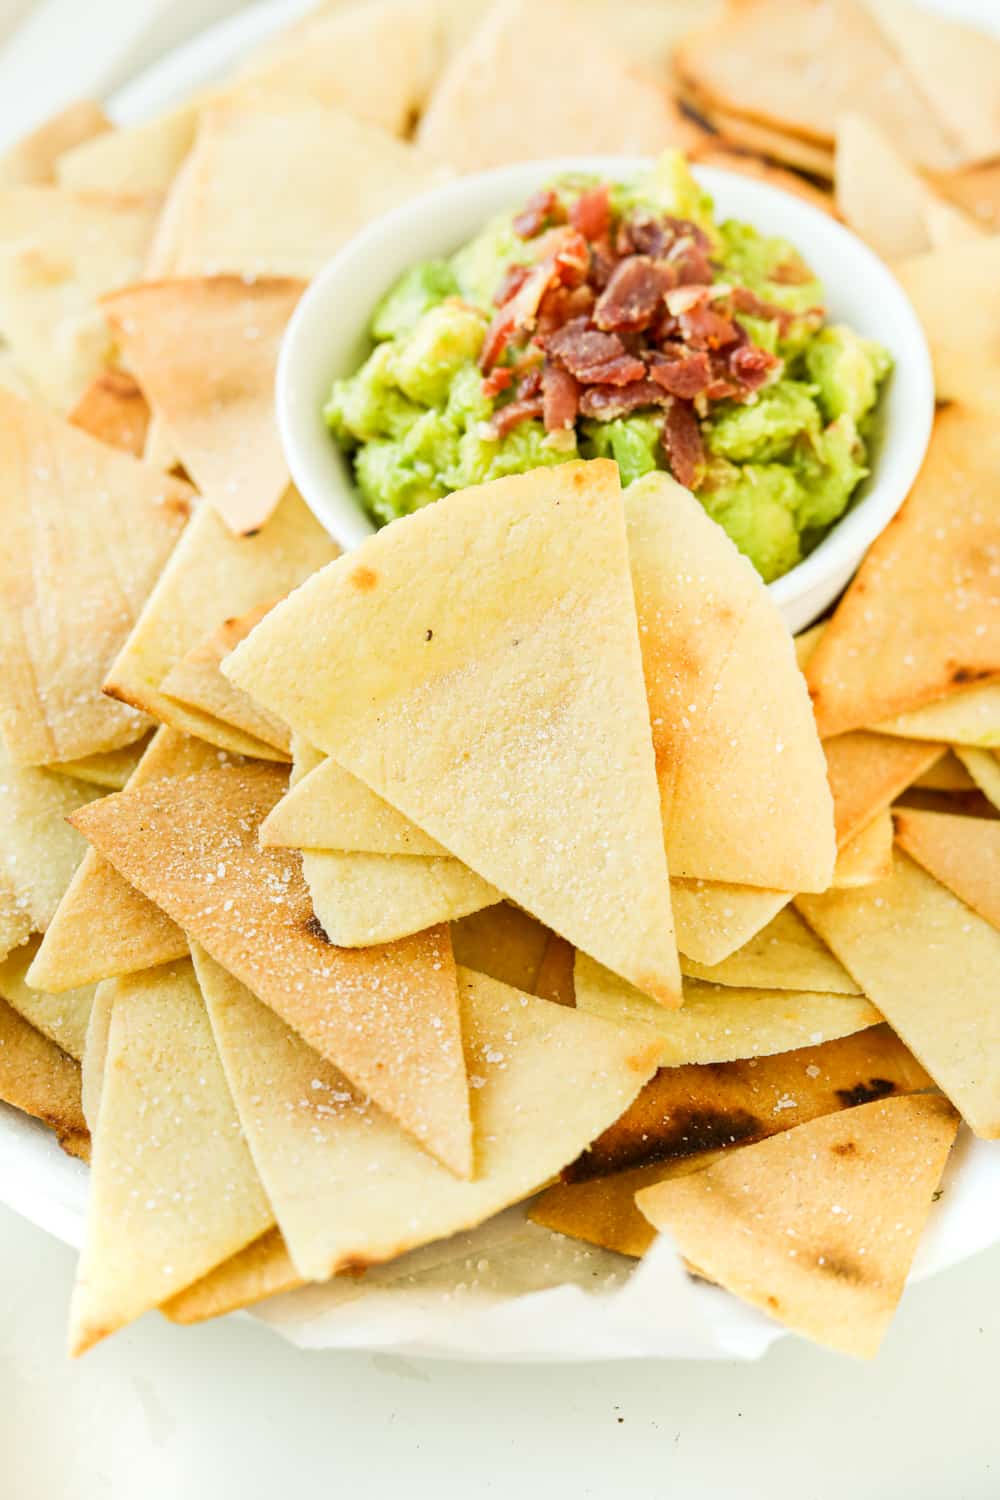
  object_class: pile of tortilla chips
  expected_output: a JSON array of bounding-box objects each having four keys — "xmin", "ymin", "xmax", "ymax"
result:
[{"xmin": 0, "ymin": 0, "xmax": 997, "ymax": 1364}]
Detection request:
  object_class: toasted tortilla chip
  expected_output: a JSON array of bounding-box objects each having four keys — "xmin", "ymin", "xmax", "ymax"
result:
[
  {"xmin": 161, "ymin": 1226, "xmax": 301, "ymax": 1325},
  {"xmin": 53, "ymin": 738, "xmax": 150, "ymax": 791},
  {"xmin": 104, "ymin": 277, "xmax": 304, "ymax": 534},
  {"xmin": 450, "ymin": 904, "xmax": 551, "ymax": 994},
  {"xmin": 875, "ymin": 679, "xmax": 1000, "ymax": 748},
  {"xmin": 226, "ymin": 461, "xmax": 681, "ymax": 1006},
  {"xmin": 798, "ymin": 850, "xmax": 1000, "ymax": 1137},
  {"xmin": 194, "ymin": 947, "xmax": 659, "ymax": 1281},
  {"xmin": 71, "ymin": 764, "xmax": 474, "ymax": 1175},
  {"xmin": 417, "ymin": 0, "xmax": 696, "ymax": 170},
  {"xmin": 575, "ymin": 953, "xmax": 880, "ymax": 1068},
  {"xmin": 158, "ymin": 603, "xmax": 290, "ymax": 758},
  {"xmin": 914, "ymin": 753, "xmax": 976, "ymax": 793},
  {"xmin": 0, "ymin": 394, "xmax": 192, "ymax": 765},
  {"xmin": 533, "ymin": 934, "xmax": 576, "ymax": 1007},
  {"xmin": 689, "ymin": 140, "xmax": 835, "ymax": 212},
  {"xmin": 830, "ymin": 807, "xmax": 893, "ymax": 889},
  {"xmin": 628, "ymin": 474, "xmax": 834, "ymax": 891},
  {"xmin": 673, "ymin": 0, "xmax": 959, "ymax": 171},
  {"xmin": 686, "ymin": 102, "xmax": 836, "ymax": 179},
  {"xmin": 0, "ymin": 936, "xmax": 93, "ymax": 1060},
  {"xmin": 921, "ymin": 195, "xmax": 984, "ymax": 249},
  {"xmin": 956, "ymin": 747, "xmax": 1000, "ymax": 812},
  {"xmin": 68, "ymin": 370, "xmax": 151, "ymax": 457},
  {"xmin": 823, "ymin": 731, "xmax": 942, "ymax": 848},
  {"xmin": 529, "ymin": 1156, "xmax": 721, "ymax": 1259},
  {"xmin": 26, "ymin": 729, "xmax": 225, "ymax": 994},
  {"xmin": 164, "ymin": 102, "xmax": 446, "ymax": 279},
  {"xmin": 636, "ymin": 1094, "xmax": 958, "ymax": 1357},
  {"xmin": 80, "ymin": 980, "xmax": 112, "ymax": 1133},
  {"xmin": 0, "ymin": 874, "xmax": 31, "ymax": 964},
  {"xmin": 896, "ymin": 238, "xmax": 1000, "ymax": 406},
  {"xmin": 104, "ymin": 487, "xmax": 337, "ymax": 750},
  {"xmin": 0, "ymin": 100, "xmax": 110, "ymax": 186},
  {"xmin": 670, "ymin": 880, "xmax": 791, "ymax": 966},
  {"xmin": 0, "ymin": 993, "xmax": 86, "ymax": 1147},
  {"xmin": 681, "ymin": 904, "xmax": 860, "ymax": 994},
  {"xmin": 260, "ymin": 754, "xmax": 446, "ymax": 854},
  {"xmin": 935, "ymin": 158, "xmax": 1000, "ymax": 235},
  {"xmin": 68, "ymin": 960, "xmax": 275, "ymax": 1355},
  {"xmin": 894, "ymin": 808, "xmax": 1000, "ymax": 932},
  {"xmin": 56, "ymin": 105, "xmax": 197, "ymax": 194},
  {"xmin": 570, "ymin": 1024, "xmax": 929, "ymax": 1179},
  {"xmin": 0, "ymin": 737, "xmax": 100, "ymax": 931},
  {"xmin": 0, "ymin": 188, "xmax": 160, "ymax": 409},
  {"xmin": 303, "ymin": 848, "xmax": 499, "ymax": 946},
  {"xmin": 835, "ymin": 113, "xmax": 941, "ymax": 261},
  {"xmin": 807, "ymin": 408, "xmax": 1000, "ymax": 737}
]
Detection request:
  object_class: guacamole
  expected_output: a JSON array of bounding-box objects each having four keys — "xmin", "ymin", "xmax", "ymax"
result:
[{"xmin": 325, "ymin": 152, "xmax": 891, "ymax": 582}]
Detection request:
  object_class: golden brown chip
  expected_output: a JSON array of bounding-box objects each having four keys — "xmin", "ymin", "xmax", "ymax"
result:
[
  {"xmin": 0, "ymin": 936, "xmax": 93, "ymax": 1060},
  {"xmin": 0, "ymin": 992, "xmax": 86, "ymax": 1147},
  {"xmin": 450, "ymin": 904, "xmax": 551, "ymax": 995},
  {"xmin": 161, "ymin": 1227, "xmax": 302, "ymax": 1325},
  {"xmin": 830, "ymin": 808, "xmax": 893, "ymax": 889},
  {"xmin": 689, "ymin": 139, "xmax": 836, "ymax": 212},
  {"xmin": 894, "ymin": 808, "xmax": 1000, "ymax": 932},
  {"xmin": 823, "ymin": 732, "xmax": 943, "ymax": 848},
  {"xmin": 159, "ymin": 601, "xmax": 290, "ymax": 758},
  {"xmin": 533, "ymin": 934, "xmax": 576, "ymax": 1008},
  {"xmin": 956, "ymin": 747, "xmax": 1000, "ymax": 811},
  {"xmin": 529, "ymin": 1156, "xmax": 722, "ymax": 1259},
  {"xmin": 68, "ymin": 369, "xmax": 151, "ymax": 457}
]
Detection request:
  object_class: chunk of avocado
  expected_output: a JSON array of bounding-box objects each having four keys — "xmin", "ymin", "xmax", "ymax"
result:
[
  {"xmin": 391, "ymin": 302, "xmax": 487, "ymax": 406},
  {"xmin": 805, "ymin": 324, "xmax": 893, "ymax": 424},
  {"xmin": 705, "ymin": 380, "xmax": 821, "ymax": 464},
  {"xmin": 372, "ymin": 260, "xmax": 458, "ymax": 342}
]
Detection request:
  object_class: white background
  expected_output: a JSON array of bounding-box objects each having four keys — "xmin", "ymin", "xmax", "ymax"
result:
[{"xmin": 1, "ymin": 3, "xmax": 998, "ymax": 1497}]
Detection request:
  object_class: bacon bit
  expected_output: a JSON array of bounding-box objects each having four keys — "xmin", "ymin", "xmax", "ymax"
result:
[
  {"xmin": 513, "ymin": 189, "xmax": 566, "ymax": 239},
  {"xmin": 546, "ymin": 318, "xmax": 646, "ymax": 386},
  {"xmin": 594, "ymin": 256, "xmax": 674, "ymax": 333},
  {"xmin": 536, "ymin": 283, "xmax": 596, "ymax": 337},
  {"xmin": 647, "ymin": 345, "xmax": 712, "ymax": 399},
  {"xmin": 493, "ymin": 263, "xmax": 531, "ymax": 307},
  {"xmin": 541, "ymin": 361, "xmax": 580, "ymax": 431},
  {"xmin": 730, "ymin": 342, "xmax": 779, "ymax": 392},
  {"xmin": 516, "ymin": 367, "xmax": 543, "ymax": 400},
  {"xmin": 490, "ymin": 395, "xmax": 544, "ymax": 437},
  {"xmin": 662, "ymin": 400, "xmax": 705, "ymax": 488},
  {"xmin": 570, "ymin": 185, "xmax": 611, "ymax": 241},
  {"xmin": 771, "ymin": 258, "xmax": 812, "ymax": 285},
  {"xmin": 481, "ymin": 366, "xmax": 514, "ymax": 399},
  {"xmin": 729, "ymin": 285, "xmax": 795, "ymax": 335},
  {"xmin": 679, "ymin": 301, "xmax": 740, "ymax": 351},
  {"xmin": 578, "ymin": 381, "xmax": 668, "ymax": 420}
]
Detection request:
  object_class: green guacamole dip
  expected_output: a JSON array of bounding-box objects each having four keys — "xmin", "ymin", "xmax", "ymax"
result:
[{"xmin": 325, "ymin": 152, "xmax": 891, "ymax": 583}]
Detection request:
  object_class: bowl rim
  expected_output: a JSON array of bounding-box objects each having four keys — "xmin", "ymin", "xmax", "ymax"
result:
[{"xmin": 277, "ymin": 155, "xmax": 935, "ymax": 609}]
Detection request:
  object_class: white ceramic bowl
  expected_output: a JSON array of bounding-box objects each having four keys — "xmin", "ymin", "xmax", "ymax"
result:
[{"xmin": 277, "ymin": 158, "xmax": 934, "ymax": 633}]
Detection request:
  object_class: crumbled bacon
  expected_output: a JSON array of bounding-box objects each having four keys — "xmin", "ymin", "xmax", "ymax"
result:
[
  {"xmin": 729, "ymin": 285, "xmax": 796, "ymax": 335},
  {"xmin": 730, "ymin": 342, "xmax": 779, "ymax": 392},
  {"xmin": 578, "ymin": 381, "xmax": 669, "ymax": 420},
  {"xmin": 513, "ymin": 189, "xmax": 566, "ymax": 239},
  {"xmin": 647, "ymin": 345, "xmax": 712, "ymax": 399},
  {"xmin": 481, "ymin": 366, "xmax": 514, "ymax": 399},
  {"xmin": 490, "ymin": 395, "xmax": 544, "ymax": 436},
  {"xmin": 570, "ymin": 185, "xmax": 611, "ymax": 241},
  {"xmin": 678, "ymin": 300, "xmax": 740, "ymax": 351},
  {"xmin": 546, "ymin": 318, "xmax": 646, "ymax": 386},
  {"xmin": 536, "ymin": 283, "xmax": 596, "ymax": 337},
  {"xmin": 594, "ymin": 256, "xmax": 674, "ymax": 333},
  {"xmin": 662, "ymin": 400, "xmax": 705, "ymax": 488},
  {"xmin": 541, "ymin": 361, "xmax": 579, "ymax": 431},
  {"xmin": 493, "ymin": 263, "xmax": 531, "ymax": 307}
]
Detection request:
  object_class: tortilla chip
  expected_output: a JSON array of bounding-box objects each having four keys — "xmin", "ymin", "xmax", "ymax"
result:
[
  {"xmin": 0, "ymin": 874, "xmax": 31, "ymax": 964},
  {"xmin": 914, "ymin": 753, "xmax": 977, "ymax": 793},
  {"xmin": 71, "ymin": 764, "xmax": 474, "ymax": 1175},
  {"xmin": 673, "ymin": 0, "xmax": 959, "ymax": 171},
  {"xmin": 0, "ymin": 936, "xmax": 93, "ymax": 1060},
  {"xmin": 226, "ymin": 461, "xmax": 681, "ymax": 1006},
  {"xmin": 0, "ymin": 993, "xmax": 86, "ymax": 1146},
  {"xmin": 0, "ymin": 737, "xmax": 100, "ymax": 931},
  {"xmin": 921, "ymin": 195, "xmax": 985, "ymax": 249},
  {"xmin": 635, "ymin": 1093, "xmax": 959, "ymax": 1357},
  {"xmin": 0, "ymin": 188, "xmax": 160, "ymax": 409},
  {"xmin": 0, "ymin": 395, "xmax": 193, "ymax": 766},
  {"xmin": 302, "ymin": 848, "xmax": 499, "ymax": 946},
  {"xmin": 163, "ymin": 101, "xmax": 447, "ymax": 279},
  {"xmin": 956, "ymin": 747, "xmax": 1000, "ymax": 812},
  {"xmin": 575, "ymin": 953, "xmax": 880, "ymax": 1069},
  {"xmin": 823, "ymin": 731, "xmax": 942, "ymax": 848},
  {"xmin": 159, "ymin": 603, "xmax": 290, "ymax": 759},
  {"xmin": 161, "ymin": 1226, "xmax": 302, "ymax": 1325},
  {"xmin": 685, "ymin": 99, "xmax": 837, "ymax": 179},
  {"xmin": 80, "ymin": 980, "xmax": 112, "ymax": 1133},
  {"xmin": 628, "ymin": 474, "xmax": 835, "ymax": 891},
  {"xmin": 52, "ymin": 738, "xmax": 150, "ymax": 791},
  {"xmin": 533, "ymin": 934, "xmax": 576, "ymax": 1007},
  {"xmin": 260, "ymin": 754, "xmax": 446, "ymax": 854},
  {"xmin": 104, "ymin": 277, "xmax": 304, "ymax": 535},
  {"xmin": 798, "ymin": 850, "xmax": 1000, "ymax": 1137},
  {"xmin": 68, "ymin": 369, "xmax": 151, "ymax": 457},
  {"xmin": 670, "ymin": 880, "xmax": 791, "ymax": 966},
  {"xmin": 875, "ymin": 679, "xmax": 1000, "ymax": 748},
  {"xmin": 896, "ymin": 238, "xmax": 1000, "ymax": 406},
  {"xmin": 894, "ymin": 808, "xmax": 1000, "ymax": 933},
  {"xmin": 0, "ymin": 100, "xmax": 110, "ymax": 186},
  {"xmin": 68, "ymin": 960, "xmax": 275, "ymax": 1355},
  {"xmin": 104, "ymin": 487, "xmax": 338, "ymax": 750},
  {"xmin": 680, "ymin": 904, "xmax": 860, "ymax": 994},
  {"xmin": 450, "ymin": 904, "xmax": 551, "ymax": 994},
  {"xmin": 56, "ymin": 105, "xmax": 198, "ymax": 194},
  {"xmin": 935, "ymin": 158, "xmax": 1000, "ymax": 235},
  {"xmin": 835, "ymin": 113, "xmax": 941, "ymax": 261},
  {"xmin": 194, "ymin": 947, "xmax": 659, "ymax": 1281},
  {"xmin": 26, "ymin": 729, "xmax": 225, "ymax": 993},
  {"xmin": 529, "ymin": 1156, "xmax": 721, "ymax": 1259},
  {"xmin": 830, "ymin": 807, "xmax": 893, "ymax": 889},
  {"xmin": 418, "ymin": 0, "xmax": 695, "ymax": 171},
  {"xmin": 688, "ymin": 140, "xmax": 835, "ymax": 213}
]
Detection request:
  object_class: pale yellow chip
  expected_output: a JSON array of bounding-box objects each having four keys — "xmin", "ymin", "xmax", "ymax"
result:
[
  {"xmin": 56, "ymin": 105, "xmax": 198, "ymax": 194},
  {"xmin": 680, "ymin": 904, "xmax": 860, "ymax": 994},
  {"xmin": 104, "ymin": 488, "xmax": 338, "ymax": 747},
  {"xmin": 0, "ymin": 100, "xmax": 110, "ymax": 186},
  {"xmin": 874, "ymin": 678, "xmax": 1000, "ymax": 748},
  {"xmin": 670, "ymin": 879, "xmax": 791, "ymax": 966},
  {"xmin": 159, "ymin": 603, "xmax": 290, "ymax": 759},
  {"xmin": 80, "ymin": 979, "xmax": 113, "ymax": 1134},
  {"xmin": 575, "ymin": 952, "xmax": 880, "ymax": 1068},
  {"xmin": 161, "ymin": 1227, "xmax": 302, "ymax": 1325},
  {"xmin": 894, "ymin": 808, "xmax": 1000, "ymax": 933},
  {"xmin": 685, "ymin": 102, "xmax": 835, "ymax": 178},
  {"xmin": 0, "ymin": 735, "xmax": 100, "ymax": 932},
  {"xmin": 69, "ymin": 369, "xmax": 151, "ymax": 458},
  {"xmin": 956, "ymin": 747, "xmax": 1000, "ymax": 811},
  {"xmin": 0, "ymin": 936, "xmax": 93, "ymax": 1060},
  {"xmin": 627, "ymin": 474, "xmax": 835, "ymax": 892},
  {"xmin": 798, "ymin": 850, "xmax": 1000, "ymax": 1137},
  {"xmin": 104, "ymin": 277, "xmax": 304, "ymax": 535},
  {"xmin": 835, "ymin": 112, "xmax": 943, "ymax": 261},
  {"xmin": 0, "ymin": 992, "xmax": 87, "ymax": 1150},
  {"xmin": 53, "ymin": 738, "xmax": 150, "ymax": 791},
  {"xmin": 830, "ymin": 808, "xmax": 893, "ymax": 889},
  {"xmin": 0, "ymin": 393, "xmax": 193, "ymax": 766},
  {"xmin": 68, "ymin": 960, "xmax": 275, "ymax": 1356},
  {"xmin": 636, "ymin": 1094, "xmax": 959, "ymax": 1358},
  {"xmin": 896, "ymin": 238, "xmax": 1000, "ymax": 407},
  {"xmin": 260, "ymin": 754, "xmax": 446, "ymax": 855},
  {"xmin": 450, "ymin": 904, "xmax": 551, "ymax": 994},
  {"xmin": 226, "ymin": 461, "xmax": 681, "ymax": 1006},
  {"xmin": 303, "ymin": 849, "xmax": 499, "ymax": 947},
  {"xmin": 193, "ymin": 947, "xmax": 660, "ymax": 1282},
  {"xmin": 0, "ymin": 874, "xmax": 31, "ymax": 963}
]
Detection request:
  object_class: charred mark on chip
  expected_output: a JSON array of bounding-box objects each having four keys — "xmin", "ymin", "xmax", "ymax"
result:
[
  {"xmin": 303, "ymin": 913, "xmax": 332, "ymax": 944},
  {"xmin": 835, "ymin": 1077, "xmax": 896, "ymax": 1108},
  {"xmin": 951, "ymin": 665, "xmax": 991, "ymax": 685},
  {"xmin": 815, "ymin": 1251, "xmax": 866, "ymax": 1283},
  {"xmin": 830, "ymin": 1140, "xmax": 857, "ymax": 1157},
  {"xmin": 563, "ymin": 1105, "xmax": 763, "ymax": 1181},
  {"xmin": 350, "ymin": 565, "xmax": 378, "ymax": 591},
  {"xmin": 425, "ymin": 628, "xmax": 433, "ymax": 641}
]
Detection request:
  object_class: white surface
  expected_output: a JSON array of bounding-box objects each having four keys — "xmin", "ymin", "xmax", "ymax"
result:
[{"xmin": 278, "ymin": 157, "xmax": 933, "ymax": 632}]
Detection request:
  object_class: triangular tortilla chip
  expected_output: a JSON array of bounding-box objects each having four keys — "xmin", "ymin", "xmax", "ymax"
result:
[
  {"xmin": 830, "ymin": 807, "xmax": 893, "ymax": 889},
  {"xmin": 104, "ymin": 277, "xmax": 304, "ymax": 534},
  {"xmin": 56, "ymin": 105, "xmax": 197, "ymax": 194},
  {"xmin": 894, "ymin": 808, "xmax": 1000, "ymax": 932},
  {"xmin": 529, "ymin": 1156, "xmax": 720, "ymax": 1259},
  {"xmin": 627, "ymin": 474, "xmax": 835, "ymax": 891},
  {"xmin": 0, "ymin": 188, "xmax": 160, "ymax": 409},
  {"xmin": 914, "ymin": 753, "xmax": 976, "ymax": 793},
  {"xmin": 193, "ymin": 947, "xmax": 659, "ymax": 1281},
  {"xmin": 80, "ymin": 979, "xmax": 112, "ymax": 1133},
  {"xmin": 52, "ymin": 737, "xmax": 150, "ymax": 791},
  {"xmin": 685, "ymin": 101, "xmax": 835, "ymax": 178},
  {"xmin": 575, "ymin": 952, "xmax": 880, "ymax": 1068},
  {"xmin": 797, "ymin": 850, "xmax": 1000, "ymax": 1137},
  {"xmin": 956, "ymin": 747, "xmax": 1000, "ymax": 812},
  {"xmin": 823, "ymin": 731, "xmax": 942, "ymax": 847},
  {"xmin": 164, "ymin": 101, "xmax": 447, "ymax": 279},
  {"xmin": 934, "ymin": 158, "xmax": 1000, "ymax": 236},
  {"xmin": 0, "ymin": 993, "xmax": 86, "ymax": 1149},
  {"xmin": 690, "ymin": 140, "xmax": 834, "ymax": 212},
  {"xmin": 0, "ymin": 394, "xmax": 193, "ymax": 765},
  {"xmin": 161, "ymin": 1226, "xmax": 301, "ymax": 1325},
  {"xmin": 0, "ymin": 736, "xmax": 100, "ymax": 931},
  {"xmin": 226, "ymin": 461, "xmax": 681, "ymax": 1005},
  {"xmin": 70, "ymin": 764, "xmax": 474, "ymax": 1175},
  {"xmin": 158, "ymin": 602, "xmax": 290, "ymax": 758},
  {"xmin": 450, "ymin": 904, "xmax": 551, "ymax": 994},
  {"xmin": 104, "ymin": 487, "xmax": 338, "ymax": 750},
  {"xmin": 68, "ymin": 960, "xmax": 275, "ymax": 1355},
  {"xmin": 0, "ymin": 100, "xmax": 110, "ymax": 186},
  {"xmin": 680, "ymin": 904, "xmax": 861, "ymax": 994},
  {"xmin": 303, "ymin": 848, "xmax": 499, "ymax": 946},
  {"xmin": 533, "ymin": 933, "xmax": 576, "ymax": 1007},
  {"xmin": 921, "ymin": 195, "xmax": 984, "ymax": 249},
  {"xmin": 875, "ymin": 679, "xmax": 1000, "ymax": 748},
  {"xmin": 0, "ymin": 874, "xmax": 31, "ymax": 964},
  {"xmin": 670, "ymin": 880, "xmax": 791, "ymax": 966},
  {"xmin": 896, "ymin": 238, "xmax": 1000, "ymax": 406},
  {"xmin": 835, "ymin": 113, "xmax": 941, "ymax": 261},
  {"xmin": 260, "ymin": 754, "xmax": 446, "ymax": 854},
  {"xmin": 807, "ymin": 407, "xmax": 1000, "ymax": 738},
  {"xmin": 0, "ymin": 936, "xmax": 93, "ymax": 1060},
  {"xmin": 68, "ymin": 369, "xmax": 151, "ymax": 457},
  {"xmin": 635, "ymin": 1094, "xmax": 959, "ymax": 1357},
  {"xmin": 416, "ymin": 0, "xmax": 695, "ymax": 170}
]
